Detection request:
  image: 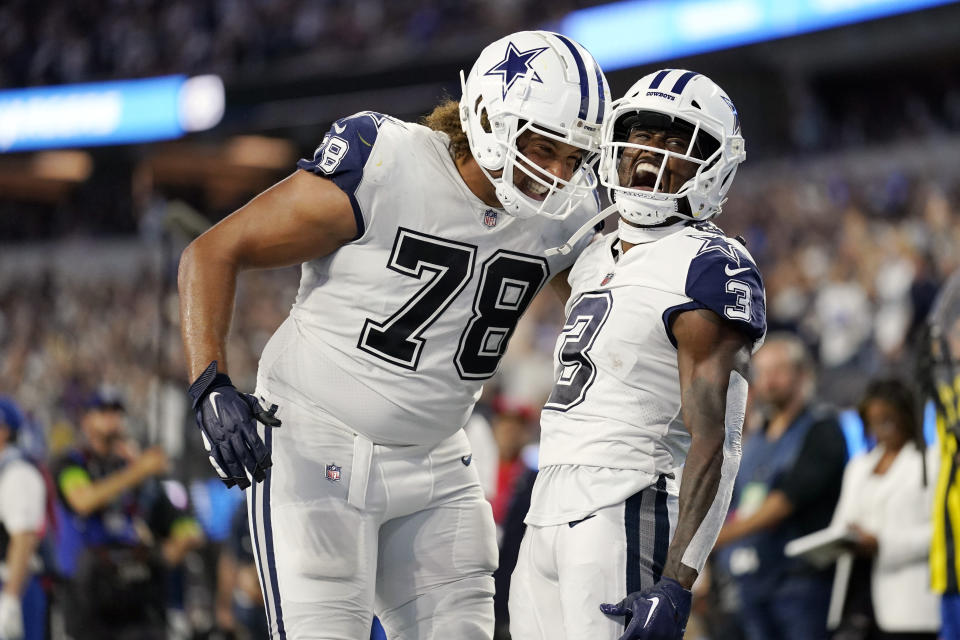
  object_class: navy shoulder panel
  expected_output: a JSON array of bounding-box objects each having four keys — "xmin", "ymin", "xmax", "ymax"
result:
[
  {"xmin": 684, "ymin": 232, "xmax": 766, "ymax": 343},
  {"xmin": 296, "ymin": 111, "xmax": 395, "ymax": 239}
]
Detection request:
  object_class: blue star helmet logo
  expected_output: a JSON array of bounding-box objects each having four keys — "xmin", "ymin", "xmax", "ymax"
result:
[
  {"xmin": 484, "ymin": 42, "xmax": 549, "ymax": 100},
  {"xmin": 692, "ymin": 234, "xmax": 743, "ymax": 266}
]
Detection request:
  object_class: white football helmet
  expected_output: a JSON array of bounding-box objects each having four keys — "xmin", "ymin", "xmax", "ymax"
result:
[
  {"xmin": 460, "ymin": 30, "xmax": 610, "ymax": 220},
  {"xmin": 599, "ymin": 69, "xmax": 746, "ymax": 226}
]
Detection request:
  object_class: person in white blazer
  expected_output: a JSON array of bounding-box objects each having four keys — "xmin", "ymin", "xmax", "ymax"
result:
[{"xmin": 829, "ymin": 378, "xmax": 939, "ymax": 640}]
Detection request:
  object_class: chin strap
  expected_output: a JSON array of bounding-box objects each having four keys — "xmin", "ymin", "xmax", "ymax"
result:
[
  {"xmin": 545, "ymin": 203, "xmax": 618, "ymax": 256},
  {"xmin": 544, "ymin": 205, "xmax": 688, "ymax": 257}
]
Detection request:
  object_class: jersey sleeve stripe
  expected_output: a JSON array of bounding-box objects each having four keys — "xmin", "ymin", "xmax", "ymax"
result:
[
  {"xmin": 295, "ymin": 158, "xmax": 367, "ymax": 241},
  {"xmin": 344, "ymin": 191, "xmax": 366, "ymax": 241},
  {"xmin": 660, "ymin": 300, "xmax": 710, "ymax": 348}
]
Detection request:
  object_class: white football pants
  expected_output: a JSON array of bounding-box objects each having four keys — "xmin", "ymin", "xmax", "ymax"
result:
[
  {"xmin": 508, "ymin": 475, "xmax": 678, "ymax": 640},
  {"xmin": 246, "ymin": 388, "xmax": 498, "ymax": 640}
]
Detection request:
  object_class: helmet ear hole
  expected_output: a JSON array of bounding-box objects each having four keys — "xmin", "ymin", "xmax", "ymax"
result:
[
  {"xmin": 479, "ymin": 108, "xmax": 492, "ymax": 134},
  {"xmin": 719, "ymin": 169, "xmax": 735, "ymax": 190},
  {"xmin": 472, "ymin": 97, "xmax": 493, "ymax": 134}
]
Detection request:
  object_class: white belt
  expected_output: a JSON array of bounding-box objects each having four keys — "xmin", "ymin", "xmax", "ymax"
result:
[{"xmin": 348, "ymin": 433, "xmax": 374, "ymax": 510}]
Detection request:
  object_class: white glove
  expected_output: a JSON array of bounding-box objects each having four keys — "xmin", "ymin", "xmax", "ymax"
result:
[{"xmin": 0, "ymin": 591, "xmax": 23, "ymax": 640}]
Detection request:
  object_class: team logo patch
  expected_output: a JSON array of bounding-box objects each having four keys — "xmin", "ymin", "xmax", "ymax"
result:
[
  {"xmin": 601, "ymin": 272, "xmax": 615, "ymax": 286},
  {"xmin": 484, "ymin": 42, "xmax": 548, "ymax": 99},
  {"xmin": 461, "ymin": 454, "xmax": 472, "ymax": 466},
  {"xmin": 483, "ymin": 209, "xmax": 499, "ymax": 228},
  {"xmin": 325, "ymin": 463, "xmax": 342, "ymax": 482},
  {"xmin": 692, "ymin": 234, "xmax": 743, "ymax": 266}
]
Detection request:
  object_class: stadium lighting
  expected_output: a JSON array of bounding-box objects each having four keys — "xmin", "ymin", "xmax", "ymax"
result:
[
  {"xmin": 560, "ymin": 0, "xmax": 959, "ymax": 71},
  {"xmin": 0, "ymin": 75, "xmax": 225, "ymax": 153}
]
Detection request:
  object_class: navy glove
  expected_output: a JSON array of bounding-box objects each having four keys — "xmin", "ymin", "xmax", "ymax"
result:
[
  {"xmin": 600, "ymin": 576, "xmax": 691, "ymax": 640},
  {"xmin": 189, "ymin": 361, "xmax": 281, "ymax": 489}
]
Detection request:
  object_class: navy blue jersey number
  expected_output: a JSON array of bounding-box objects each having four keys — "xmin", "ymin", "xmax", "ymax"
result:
[
  {"xmin": 543, "ymin": 291, "xmax": 613, "ymax": 411},
  {"xmin": 359, "ymin": 230, "xmax": 549, "ymax": 378},
  {"xmin": 455, "ymin": 251, "xmax": 549, "ymax": 379},
  {"xmin": 358, "ymin": 228, "xmax": 476, "ymax": 370}
]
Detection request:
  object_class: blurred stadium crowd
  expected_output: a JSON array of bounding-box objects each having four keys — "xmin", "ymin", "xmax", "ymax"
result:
[
  {"xmin": 7, "ymin": 153, "xmax": 957, "ymax": 427},
  {"xmin": 1, "ymin": 1, "xmax": 959, "ymax": 639},
  {"xmin": 0, "ymin": 0, "xmax": 582, "ymax": 88},
  {"xmin": 2, "ymin": 147, "xmax": 957, "ymax": 637}
]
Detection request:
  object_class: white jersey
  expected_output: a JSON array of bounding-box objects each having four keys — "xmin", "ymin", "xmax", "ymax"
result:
[
  {"xmin": 256, "ymin": 112, "xmax": 596, "ymax": 446},
  {"xmin": 0, "ymin": 447, "xmax": 46, "ymax": 535},
  {"xmin": 526, "ymin": 224, "xmax": 766, "ymax": 526}
]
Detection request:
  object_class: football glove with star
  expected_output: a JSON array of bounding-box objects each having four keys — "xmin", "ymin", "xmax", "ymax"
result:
[
  {"xmin": 188, "ymin": 361, "xmax": 280, "ymax": 489},
  {"xmin": 600, "ymin": 576, "xmax": 691, "ymax": 640}
]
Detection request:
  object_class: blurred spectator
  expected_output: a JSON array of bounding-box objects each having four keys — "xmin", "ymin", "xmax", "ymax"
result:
[
  {"xmin": 463, "ymin": 409, "xmax": 499, "ymax": 503},
  {"xmin": 0, "ymin": 397, "xmax": 47, "ymax": 640},
  {"xmin": 489, "ymin": 397, "xmax": 536, "ymax": 527},
  {"xmin": 213, "ymin": 502, "xmax": 266, "ymax": 640},
  {"xmin": 492, "ymin": 444, "xmax": 539, "ymax": 640},
  {"xmin": 926, "ymin": 269, "xmax": 960, "ymax": 640},
  {"xmin": 463, "ymin": 396, "xmax": 538, "ymax": 640},
  {"xmin": 51, "ymin": 392, "xmax": 203, "ymax": 640},
  {"xmin": 714, "ymin": 333, "xmax": 848, "ymax": 640},
  {"xmin": 211, "ymin": 492, "xmax": 389, "ymax": 640},
  {"xmin": 829, "ymin": 379, "xmax": 938, "ymax": 640}
]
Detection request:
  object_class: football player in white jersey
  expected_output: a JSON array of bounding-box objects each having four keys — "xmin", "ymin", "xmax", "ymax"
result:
[
  {"xmin": 177, "ymin": 31, "xmax": 610, "ymax": 640},
  {"xmin": 508, "ymin": 70, "xmax": 765, "ymax": 640}
]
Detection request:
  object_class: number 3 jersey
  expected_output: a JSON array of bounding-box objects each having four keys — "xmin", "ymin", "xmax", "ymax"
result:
[
  {"xmin": 255, "ymin": 112, "xmax": 596, "ymax": 446},
  {"xmin": 526, "ymin": 224, "xmax": 766, "ymax": 526}
]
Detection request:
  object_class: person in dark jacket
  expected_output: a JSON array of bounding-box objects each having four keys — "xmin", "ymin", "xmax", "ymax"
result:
[{"xmin": 714, "ymin": 333, "xmax": 847, "ymax": 640}]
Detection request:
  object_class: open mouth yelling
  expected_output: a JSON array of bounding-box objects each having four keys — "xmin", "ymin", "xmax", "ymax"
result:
[{"xmin": 630, "ymin": 161, "xmax": 663, "ymax": 191}]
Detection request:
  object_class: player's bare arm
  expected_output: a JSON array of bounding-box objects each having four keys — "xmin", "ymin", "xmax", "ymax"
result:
[
  {"xmin": 179, "ymin": 170, "xmax": 356, "ymax": 489},
  {"xmin": 178, "ymin": 169, "xmax": 357, "ymax": 378},
  {"xmin": 665, "ymin": 307, "xmax": 751, "ymax": 588}
]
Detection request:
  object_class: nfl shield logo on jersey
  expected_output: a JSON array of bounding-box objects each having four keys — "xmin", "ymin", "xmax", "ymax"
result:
[
  {"xmin": 601, "ymin": 272, "xmax": 615, "ymax": 286},
  {"xmin": 483, "ymin": 209, "xmax": 499, "ymax": 228},
  {"xmin": 325, "ymin": 463, "xmax": 341, "ymax": 482}
]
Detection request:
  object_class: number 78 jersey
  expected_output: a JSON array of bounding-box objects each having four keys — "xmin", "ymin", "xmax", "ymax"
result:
[
  {"xmin": 538, "ymin": 225, "xmax": 766, "ymax": 475},
  {"xmin": 254, "ymin": 112, "xmax": 595, "ymax": 446}
]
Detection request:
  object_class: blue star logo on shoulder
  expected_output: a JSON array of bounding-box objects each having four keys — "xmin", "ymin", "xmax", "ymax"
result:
[
  {"xmin": 692, "ymin": 234, "xmax": 743, "ymax": 267},
  {"xmin": 484, "ymin": 42, "xmax": 548, "ymax": 99}
]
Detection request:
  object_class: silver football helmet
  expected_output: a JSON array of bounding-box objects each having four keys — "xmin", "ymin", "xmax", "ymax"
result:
[
  {"xmin": 599, "ymin": 69, "xmax": 746, "ymax": 226},
  {"xmin": 460, "ymin": 30, "xmax": 610, "ymax": 220}
]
